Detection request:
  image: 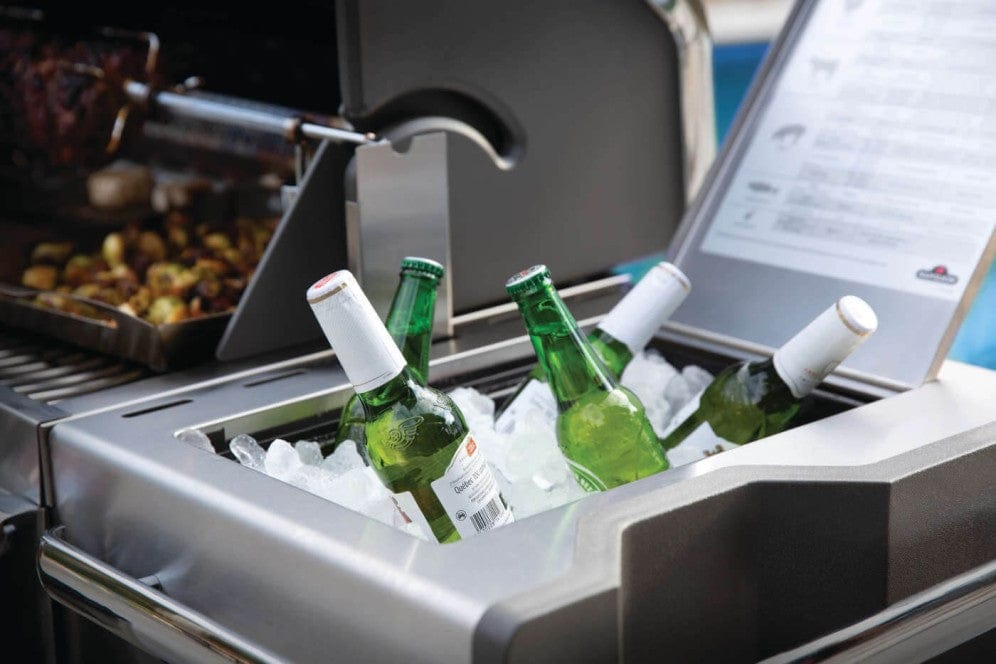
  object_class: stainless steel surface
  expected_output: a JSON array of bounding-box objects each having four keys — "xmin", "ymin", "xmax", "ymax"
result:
[
  {"xmin": 763, "ymin": 559, "xmax": 996, "ymax": 663},
  {"xmin": 43, "ymin": 289, "xmax": 996, "ymax": 663},
  {"xmin": 215, "ymin": 139, "xmax": 351, "ymax": 362},
  {"xmin": 337, "ymin": 0, "xmax": 689, "ymax": 313},
  {"xmin": 350, "ymin": 132, "xmax": 454, "ymax": 336},
  {"xmin": 0, "ymin": 383, "xmax": 64, "ymax": 503},
  {"xmin": 0, "ymin": 330, "xmax": 145, "ymax": 404},
  {"xmin": 449, "ymin": 274, "xmax": 630, "ymax": 327},
  {"xmin": 646, "ymin": 0, "xmax": 717, "ymax": 198},
  {"xmin": 38, "ymin": 527, "xmax": 282, "ymax": 664},
  {"xmin": 666, "ymin": 0, "xmax": 996, "ymax": 391}
]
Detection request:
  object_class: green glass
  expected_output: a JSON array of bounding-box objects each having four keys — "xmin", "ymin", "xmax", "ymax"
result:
[
  {"xmin": 659, "ymin": 359, "xmax": 801, "ymax": 450},
  {"xmin": 497, "ymin": 326, "xmax": 633, "ymax": 419},
  {"xmin": 507, "ymin": 267, "xmax": 668, "ymax": 491},
  {"xmin": 360, "ymin": 367, "xmax": 475, "ymax": 543},
  {"xmin": 585, "ymin": 328, "xmax": 632, "ymax": 378},
  {"xmin": 335, "ymin": 259, "xmax": 441, "ymax": 447}
]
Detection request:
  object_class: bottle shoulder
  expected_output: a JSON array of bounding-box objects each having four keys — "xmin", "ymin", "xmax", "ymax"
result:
[{"xmin": 705, "ymin": 360, "xmax": 780, "ymax": 406}]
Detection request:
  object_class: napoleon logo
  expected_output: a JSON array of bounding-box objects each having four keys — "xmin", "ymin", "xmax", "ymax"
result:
[
  {"xmin": 916, "ymin": 265, "xmax": 958, "ymax": 285},
  {"xmin": 387, "ymin": 416, "xmax": 423, "ymax": 449}
]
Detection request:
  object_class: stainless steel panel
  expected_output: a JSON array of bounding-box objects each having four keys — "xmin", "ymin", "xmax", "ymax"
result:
[
  {"xmin": 762, "ymin": 559, "xmax": 996, "ymax": 663},
  {"xmin": 39, "ymin": 527, "xmax": 282, "ymax": 664},
  {"xmin": 44, "ymin": 299, "xmax": 996, "ymax": 663},
  {"xmin": 351, "ymin": 132, "xmax": 453, "ymax": 336},
  {"xmin": 0, "ymin": 386, "xmax": 64, "ymax": 502},
  {"xmin": 667, "ymin": 0, "xmax": 996, "ymax": 390},
  {"xmin": 337, "ymin": 0, "xmax": 695, "ymax": 312}
]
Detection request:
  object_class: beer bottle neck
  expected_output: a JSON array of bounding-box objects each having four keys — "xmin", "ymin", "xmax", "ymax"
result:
[
  {"xmin": 514, "ymin": 283, "xmax": 616, "ymax": 405},
  {"xmin": 587, "ymin": 328, "xmax": 632, "ymax": 380},
  {"xmin": 386, "ymin": 271, "xmax": 438, "ymax": 385},
  {"xmin": 358, "ymin": 367, "xmax": 416, "ymax": 415}
]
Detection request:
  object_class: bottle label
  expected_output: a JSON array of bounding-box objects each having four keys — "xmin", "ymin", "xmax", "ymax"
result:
[
  {"xmin": 390, "ymin": 491, "xmax": 435, "ymax": 541},
  {"xmin": 564, "ymin": 458, "xmax": 609, "ymax": 492},
  {"xmin": 431, "ymin": 434, "xmax": 514, "ymax": 538},
  {"xmin": 665, "ymin": 421, "xmax": 739, "ymax": 468},
  {"xmin": 495, "ymin": 379, "xmax": 558, "ymax": 433}
]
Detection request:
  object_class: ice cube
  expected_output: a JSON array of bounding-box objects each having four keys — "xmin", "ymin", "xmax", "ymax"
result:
[
  {"xmin": 176, "ymin": 428, "xmax": 214, "ymax": 453},
  {"xmin": 664, "ymin": 374, "xmax": 693, "ymax": 411},
  {"xmin": 448, "ymin": 386, "xmax": 496, "ymax": 433},
  {"xmin": 320, "ymin": 439, "xmax": 366, "ymax": 477},
  {"xmin": 621, "ymin": 350, "xmax": 678, "ymax": 436},
  {"xmin": 485, "ymin": 407, "xmax": 587, "ymax": 519},
  {"xmin": 682, "ymin": 365, "xmax": 714, "ymax": 394},
  {"xmin": 229, "ymin": 433, "xmax": 265, "ymax": 470},
  {"xmin": 264, "ymin": 439, "xmax": 303, "ymax": 481},
  {"xmin": 499, "ymin": 408, "xmax": 555, "ymax": 482},
  {"xmin": 295, "ymin": 440, "xmax": 323, "ymax": 466},
  {"xmin": 621, "ymin": 350, "xmax": 678, "ymax": 402}
]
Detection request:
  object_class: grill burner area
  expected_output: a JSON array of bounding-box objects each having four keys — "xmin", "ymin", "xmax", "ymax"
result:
[{"xmin": 0, "ymin": 329, "xmax": 148, "ymax": 403}]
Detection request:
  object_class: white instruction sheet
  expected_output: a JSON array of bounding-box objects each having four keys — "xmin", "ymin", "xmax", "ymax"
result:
[{"xmin": 701, "ymin": 0, "xmax": 996, "ymax": 302}]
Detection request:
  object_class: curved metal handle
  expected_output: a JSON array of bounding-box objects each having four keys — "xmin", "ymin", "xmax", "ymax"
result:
[
  {"xmin": 645, "ymin": 0, "xmax": 717, "ymax": 200},
  {"xmin": 762, "ymin": 558, "xmax": 996, "ymax": 663},
  {"xmin": 38, "ymin": 527, "xmax": 282, "ymax": 664}
]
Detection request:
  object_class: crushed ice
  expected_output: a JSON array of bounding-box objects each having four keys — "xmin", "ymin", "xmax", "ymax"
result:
[{"xmin": 228, "ymin": 350, "xmax": 714, "ymax": 540}]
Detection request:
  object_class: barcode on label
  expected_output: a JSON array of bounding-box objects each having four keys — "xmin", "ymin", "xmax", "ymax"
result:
[{"xmin": 470, "ymin": 498, "xmax": 505, "ymax": 533}]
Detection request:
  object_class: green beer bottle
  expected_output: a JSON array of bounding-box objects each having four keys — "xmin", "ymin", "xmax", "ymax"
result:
[
  {"xmin": 496, "ymin": 261, "xmax": 689, "ymax": 429},
  {"xmin": 334, "ymin": 257, "xmax": 443, "ymax": 448},
  {"xmin": 308, "ymin": 270, "xmax": 513, "ymax": 543},
  {"xmin": 506, "ymin": 265, "xmax": 669, "ymax": 492},
  {"xmin": 661, "ymin": 296, "xmax": 878, "ymax": 464}
]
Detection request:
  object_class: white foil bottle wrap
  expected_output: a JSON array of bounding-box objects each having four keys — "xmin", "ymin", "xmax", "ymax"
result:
[
  {"xmin": 773, "ymin": 295, "xmax": 878, "ymax": 398},
  {"xmin": 597, "ymin": 261, "xmax": 691, "ymax": 354},
  {"xmin": 307, "ymin": 270, "xmax": 406, "ymax": 393}
]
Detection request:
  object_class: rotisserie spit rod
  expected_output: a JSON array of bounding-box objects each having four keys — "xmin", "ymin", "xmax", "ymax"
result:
[{"xmin": 121, "ymin": 78, "xmax": 377, "ymax": 147}]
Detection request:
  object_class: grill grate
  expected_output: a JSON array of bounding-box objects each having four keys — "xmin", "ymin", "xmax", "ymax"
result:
[{"xmin": 0, "ymin": 329, "xmax": 149, "ymax": 404}]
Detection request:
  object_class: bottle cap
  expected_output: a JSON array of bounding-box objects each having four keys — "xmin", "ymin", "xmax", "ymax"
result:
[
  {"xmin": 597, "ymin": 261, "xmax": 690, "ymax": 353},
  {"xmin": 835, "ymin": 295, "xmax": 878, "ymax": 336},
  {"xmin": 307, "ymin": 270, "xmax": 406, "ymax": 393},
  {"xmin": 505, "ymin": 265, "xmax": 552, "ymax": 297},
  {"xmin": 773, "ymin": 295, "xmax": 878, "ymax": 398},
  {"xmin": 400, "ymin": 256, "xmax": 445, "ymax": 280}
]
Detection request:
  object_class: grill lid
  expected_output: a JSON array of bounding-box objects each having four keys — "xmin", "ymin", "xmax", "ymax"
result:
[{"xmin": 668, "ymin": 0, "xmax": 996, "ymax": 392}]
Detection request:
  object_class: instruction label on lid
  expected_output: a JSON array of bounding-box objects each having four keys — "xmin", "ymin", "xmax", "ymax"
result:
[{"xmin": 698, "ymin": 0, "xmax": 995, "ymax": 302}]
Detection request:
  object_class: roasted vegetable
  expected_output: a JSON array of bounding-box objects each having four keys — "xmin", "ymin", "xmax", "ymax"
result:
[
  {"xmin": 102, "ymin": 232, "xmax": 126, "ymax": 267},
  {"xmin": 22, "ymin": 265, "xmax": 59, "ymax": 290},
  {"xmin": 147, "ymin": 296, "xmax": 188, "ymax": 325},
  {"xmin": 17, "ymin": 205, "xmax": 278, "ymax": 325},
  {"xmin": 63, "ymin": 255, "xmax": 103, "ymax": 287},
  {"xmin": 30, "ymin": 242, "xmax": 74, "ymax": 266}
]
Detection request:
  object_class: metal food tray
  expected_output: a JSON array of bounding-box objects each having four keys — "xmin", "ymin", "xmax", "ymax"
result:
[{"xmin": 0, "ymin": 284, "xmax": 229, "ymax": 372}]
